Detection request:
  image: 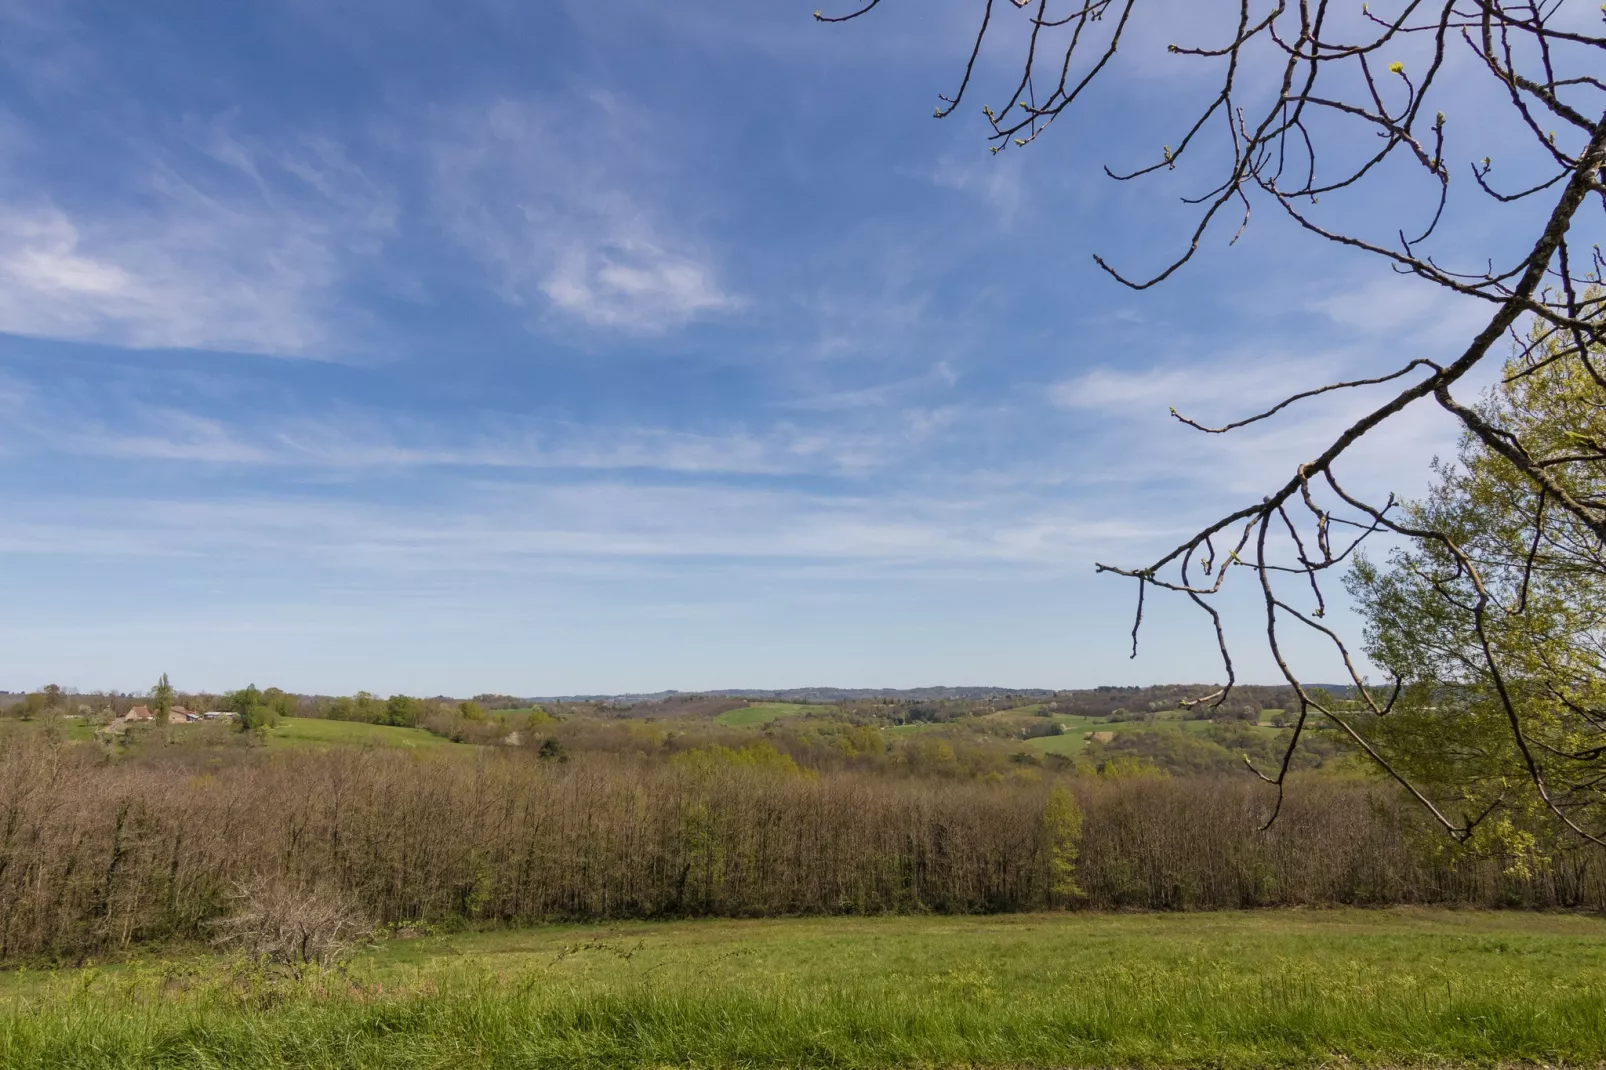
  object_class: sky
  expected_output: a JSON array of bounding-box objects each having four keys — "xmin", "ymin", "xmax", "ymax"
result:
[{"xmin": 0, "ymin": 0, "xmax": 1550, "ymax": 696}]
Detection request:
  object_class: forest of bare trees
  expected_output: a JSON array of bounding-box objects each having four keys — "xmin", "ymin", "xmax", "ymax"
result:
[{"xmin": 1, "ymin": 736, "xmax": 1601, "ymax": 962}]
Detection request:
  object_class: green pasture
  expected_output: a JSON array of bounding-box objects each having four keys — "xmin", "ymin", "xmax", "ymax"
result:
[
  {"xmin": 4, "ymin": 909, "xmax": 1604, "ymax": 1068},
  {"xmin": 0, "ymin": 717, "xmax": 99, "ymax": 744},
  {"xmin": 1025, "ymin": 714, "xmax": 1219, "ymax": 756},
  {"xmin": 1029, "ymin": 727, "xmax": 1093, "ymax": 756},
  {"xmin": 264, "ymin": 717, "xmax": 466, "ymax": 752},
  {"xmin": 714, "ymin": 702, "xmax": 827, "ymax": 727},
  {"xmin": 60, "ymin": 718, "xmax": 99, "ymax": 743},
  {"xmin": 989, "ymin": 703, "xmax": 1045, "ymax": 717},
  {"xmin": 488, "ymin": 707, "xmax": 550, "ymax": 722}
]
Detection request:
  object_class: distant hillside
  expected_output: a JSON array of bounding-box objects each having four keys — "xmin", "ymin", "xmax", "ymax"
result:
[
  {"xmin": 527, "ymin": 684, "xmax": 1356, "ymax": 705},
  {"xmin": 530, "ymin": 686, "xmax": 1062, "ymax": 704}
]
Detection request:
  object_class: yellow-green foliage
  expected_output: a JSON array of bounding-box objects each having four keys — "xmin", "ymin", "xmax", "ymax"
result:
[
  {"xmin": 789, "ymin": 721, "xmax": 886, "ymax": 758},
  {"xmin": 1074, "ymin": 755, "xmax": 1170, "ymax": 780},
  {"xmin": 670, "ymin": 741, "xmax": 808, "ymax": 778},
  {"xmin": 1041, "ymin": 786, "xmax": 1084, "ymax": 902},
  {"xmin": 1348, "ymin": 310, "xmax": 1606, "ymax": 844}
]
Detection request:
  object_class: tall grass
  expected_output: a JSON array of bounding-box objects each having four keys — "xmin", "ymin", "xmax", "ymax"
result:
[
  {"xmin": 5, "ymin": 911, "xmax": 1606, "ymax": 1068},
  {"xmin": 2, "ymin": 733, "xmax": 1603, "ymax": 962}
]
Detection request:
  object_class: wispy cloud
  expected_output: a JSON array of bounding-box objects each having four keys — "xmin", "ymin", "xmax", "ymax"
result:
[
  {"xmin": 0, "ymin": 125, "xmax": 397, "ymax": 356},
  {"xmin": 0, "ymin": 204, "xmax": 324, "ymax": 355},
  {"xmin": 0, "ymin": 482, "xmax": 1166, "ymax": 574},
  {"xmin": 4, "ymin": 381, "xmax": 955, "ymax": 477},
  {"xmin": 1308, "ymin": 273, "xmax": 1487, "ymax": 349},
  {"xmin": 779, "ymin": 363, "xmax": 959, "ymax": 412},
  {"xmin": 928, "ymin": 153, "xmax": 1025, "ymax": 225},
  {"xmin": 1046, "ymin": 345, "xmax": 1463, "ymax": 506},
  {"xmin": 58, "ymin": 409, "xmax": 274, "ymax": 464},
  {"xmin": 1049, "ymin": 355, "xmax": 1334, "ymax": 413},
  {"xmin": 427, "ymin": 96, "xmax": 737, "ymax": 334}
]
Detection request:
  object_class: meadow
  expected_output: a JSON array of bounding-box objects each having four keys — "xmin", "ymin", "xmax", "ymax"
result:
[
  {"xmin": 3, "ymin": 909, "xmax": 1604, "ymax": 1068},
  {"xmin": 263, "ymin": 717, "xmax": 466, "ymax": 752},
  {"xmin": 712, "ymin": 701, "xmax": 829, "ymax": 726}
]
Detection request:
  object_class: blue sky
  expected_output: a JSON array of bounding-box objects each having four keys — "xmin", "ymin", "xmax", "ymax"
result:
[{"xmin": 0, "ymin": 0, "xmax": 1535, "ymax": 695}]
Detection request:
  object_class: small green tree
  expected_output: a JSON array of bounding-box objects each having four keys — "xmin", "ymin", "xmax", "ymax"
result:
[
  {"xmin": 150, "ymin": 673, "xmax": 175, "ymax": 725},
  {"xmin": 227, "ymin": 685, "xmax": 277, "ymax": 732},
  {"xmin": 384, "ymin": 694, "xmax": 418, "ymax": 728},
  {"xmin": 261, "ymin": 687, "xmax": 296, "ymax": 723},
  {"xmin": 1042, "ymin": 786, "xmax": 1084, "ymax": 905}
]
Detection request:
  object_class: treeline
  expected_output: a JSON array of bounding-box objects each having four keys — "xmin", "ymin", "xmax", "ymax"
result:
[
  {"xmin": 0, "ymin": 735, "xmax": 1601, "ymax": 962},
  {"xmin": 1, "ymin": 683, "xmax": 1310, "ymax": 728},
  {"xmin": 826, "ymin": 685, "xmax": 1310, "ymax": 726},
  {"xmin": 0, "ymin": 685, "xmax": 302, "ymax": 723},
  {"xmin": 1040, "ymin": 684, "xmax": 1304, "ymax": 721}
]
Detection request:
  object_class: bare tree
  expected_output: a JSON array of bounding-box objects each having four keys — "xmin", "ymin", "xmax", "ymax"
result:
[{"xmin": 818, "ymin": 0, "xmax": 1606, "ymax": 841}]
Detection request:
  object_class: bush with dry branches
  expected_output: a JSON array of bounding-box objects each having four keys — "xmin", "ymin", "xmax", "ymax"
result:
[{"xmin": 210, "ymin": 878, "xmax": 372, "ymax": 975}]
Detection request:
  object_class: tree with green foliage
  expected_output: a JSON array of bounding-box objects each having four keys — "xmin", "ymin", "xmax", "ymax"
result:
[
  {"xmin": 17, "ymin": 692, "xmax": 48, "ymax": 721},
  {"xmin": 1041, "ymin": 787, "xmax": 1084, "ymax": 905},
  {"xmin": 385, "ymin": 694, "xmax": 418, "ymax": 728},
  {"xmin": 323, "ymin": 691, "xmax": 382, "ymax": 723},
  {"xmin": 262, "ymin": 688, "xmax": 297, "ymax": 721},
  {"xmin": 227, "ymin": 684, "xmax": 281, "ymax": 732},
  {"xmin": 150, "ymin": 673, "xmax": 175, "ymax": 725},
  {"xmin": 1348, "ymin": 323, "xmax": 1606, "ymax": 848}
]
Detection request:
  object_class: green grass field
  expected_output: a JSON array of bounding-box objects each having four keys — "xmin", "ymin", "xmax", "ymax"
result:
[
  {"xmin": 714, "ymin": 702, "xmax": 828, "ymax": 727},
  {"xmin": 0, "ymin": 717, "xmax": 99, "ymax": 744},
  {"xmin": 3, "ymin": 909, "xmax": 1604, "ymax": 1068},
  {"xmin": 263, "ymin": 717, "xmax": 466, "ymax": 752},
  {"xmin": 60, "ymin": 718, "xmax": 99, "ymax": 743},
  {"xmin": 1028, "ymin": 726, "xmax": 1093, "ymax": 755},
  {"xmin": 488, "ymin": 707, "xmax": 549, "ymax": 721},
  {"xmin": 1024, "ymin": 715, "xmax": 1219, "ymax": 756}
]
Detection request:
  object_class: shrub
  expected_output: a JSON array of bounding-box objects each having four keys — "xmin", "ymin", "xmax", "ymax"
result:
[{"xmin": 211, "ymin": 878, "xmax": 371, "ymax": 974}]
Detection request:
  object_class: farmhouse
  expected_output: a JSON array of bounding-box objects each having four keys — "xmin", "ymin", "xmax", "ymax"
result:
[{"xmin": 125, "ymin": 706, "xmax": 154, "ymax": 722}]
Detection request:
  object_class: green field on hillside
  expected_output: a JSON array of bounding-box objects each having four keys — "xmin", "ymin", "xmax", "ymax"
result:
[
  {"xmin": 988, "ymin": 703, "xmax": 1044, "ymax": 717},
  {"xmin": 264, "ymin": 717, "xmax": 466, "ymax": 752},
  {"xmin": 488, "ymin": 707, "xmax": 548, "ymax": 721},
  {"xmin": 1028, "ymin": 727, "xmax": 1092, "ymax": 755},
  {"xmin": 3, "ymin": 909, "xmax": 1603, "ymax": 1068},
  {"xmin": 0, "ymin": 717, "xmax": 100, "ymax": 744},
  {"xmin": 1024, "ymin": 715, "xmax": 1220, "ymax": 757},
  {"xmin": 714, "ymin": 702, "xmax": 827, "ymax": 726}
]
